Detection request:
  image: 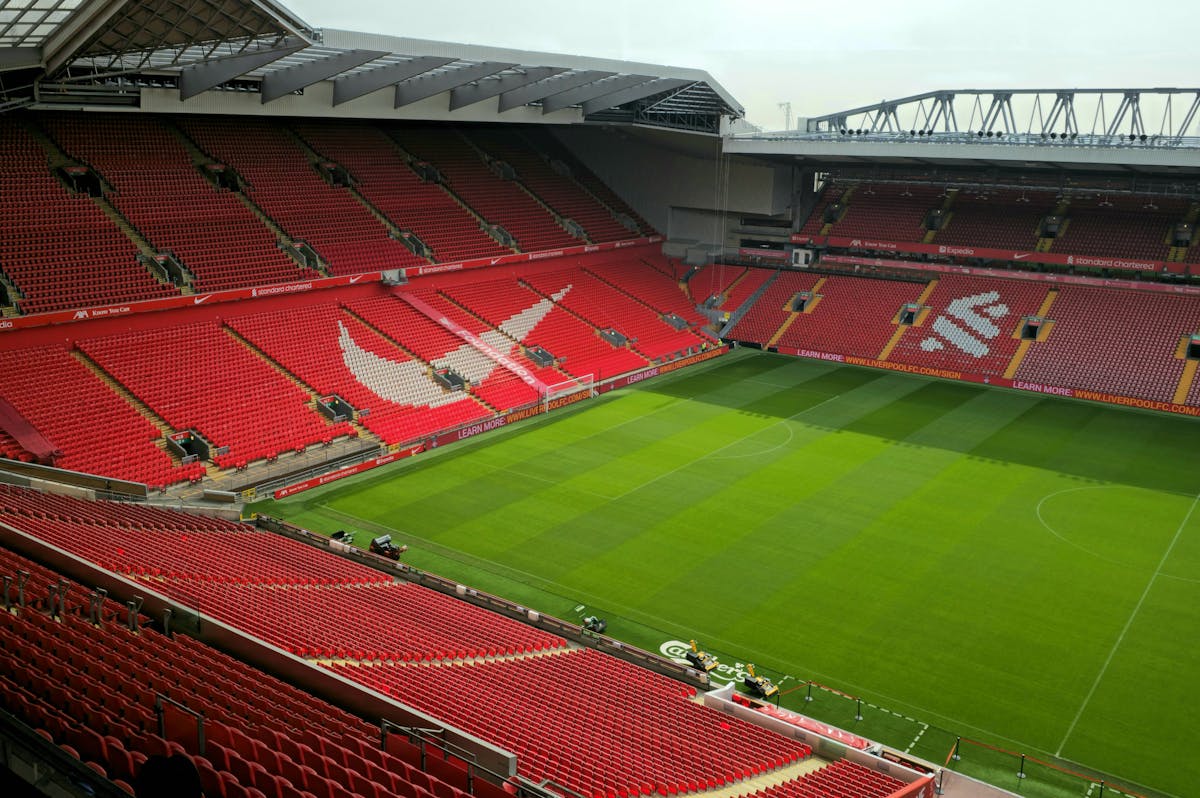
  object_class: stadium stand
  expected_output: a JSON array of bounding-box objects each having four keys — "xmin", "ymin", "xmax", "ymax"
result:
[
  {"xmin": 796, "ymin": 186, "xmax": 844, "ymax": 239},
  {"xmin": 0, "ymin": 118, "xmax": 177, "ymax": 314},
  {"xmin": 442, "ymin": 278, "xmax": 649, "ymax": 379},
  {"xmin": 748, "ymin": 760, "xmax": 906, "ymax": 798},
  {"xmin": 820, "ymin": 184, "xmax": 943, "ymax": 242},
  {"xmin": 727, "ymin": 271, "xmax": 824, "ymax": 345},
  {"xmin": 292, "ymin": 121, "xmax": 512, "ymax": 263},
  {"xmin": 1050, "ymin": 195, "xmax": 1186, "ymax": 260},
  {"xmin": 1014, "ymin": 286, "xmax": 1200, "ymax": 402},
  {"xmin": 178, "ymin": 117, "xmax": 426, "ymax": 274},
  {"xmin": 345, "ymin": 294, "xmax": 548, "ymax": 412},
  {"xmin": 522, "ymin": 266, "xmax": 707, "ymax": 362},
  {"xmin": 77, "ymin": 321, "xmax": 351, "ymax": 469},
  {"xmin": 932, "ymin": 190, "xmax": 1054, "ymax": 250},
  {"xmin": 469, "ymin": 130, "xmax": 634, "ymax": 242},
  {"xmin": 519, "ymin": 129, "xmax": 656, "ymax": 237},
  {"xmin": 584, "ymin": 259, "xmax": 709, "ymax": 328},
  {"xmin": 887, "ymin": 276, "xmax": 1051, "ymax": 375},
  {"xmin": 229, "ymin": 303, "xmax": 493, "ymax": 445},
  {"xmin": 396, "ymin": 128, "xmax": 583, "ymax": 252},
  {"xmin": 0, "ymin": 346, "xmax": 202, "ymax": 487},
  {"xmin": 0, "ymin": 485, "xmax": 919, "ymax": 798},
  {"xmin": 330, "ymin": 650, "xmax": 811, "ymax": 798},
  {"xmin": 38, "ymin": 113, "xmax": 310, "ymax": 293},
  {"xmin": 0, "ymin": 527, "xmax": 473, "ymax": 798},
  {"xmin": 771, "ymin": 276, "xmax": 928, "ymax": 360}
]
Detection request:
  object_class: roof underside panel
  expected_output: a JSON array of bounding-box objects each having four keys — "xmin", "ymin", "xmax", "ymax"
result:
[{"xmin": 0, "ymin": 1, "xmax": 739, "ymax": 132}]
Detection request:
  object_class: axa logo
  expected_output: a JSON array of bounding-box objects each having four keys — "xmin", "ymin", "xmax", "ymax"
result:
[{"xmin": 919, "ymin": 291, "xmax": 1009, "ymax": 358}]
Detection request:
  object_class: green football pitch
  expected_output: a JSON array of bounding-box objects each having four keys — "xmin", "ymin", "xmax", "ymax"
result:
[{"xmin": 259, "ymin": 349, "xmax": 1200, "ymax": 798}]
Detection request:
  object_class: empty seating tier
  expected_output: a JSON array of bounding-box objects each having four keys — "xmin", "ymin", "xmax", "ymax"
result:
[
  {"xmin": 180, "ymin": 118, "xmax": 426, "ymax": 275},
  {"xmin": 40, "ymin": 113, "xmax": 310, "ymax": 293},
  {"xmin": 523, "ymin": 267, "xmax": 706, "ymax": 362},
  {"xmin": 0, "ymin": 346, "xmax": 200, "ymax": 487},
  {"xmin": 229, "ymin": 303, "xmax": 491, "ymax": 445},
  {"xmin": 772, "ymin": 276, "xmax": 927, "ymax": 359},
  {"xmin": 470, "ymin": 130, "xmax": 634, "ymax": 242},
  {"xmin": 0, "ymin": 520, "xmax": 472, "ymax": 798},
  {"xmin": 0, "ymin": 118, "xmax": 176, "ymax": 314},
  {"xmin": 294, "ymin": 121, "xmax": 511, "ymax": 264},
  {"xmin": 1050, "ymin": 195, "xmax": 1186, "ymax": 261},
  {"xmin": 441, "ymin": 278, "xmax": 648, "ymax": 380},
  {"xmin": 396, "ymin": 129, "xmax": 581, "ymax": 253},
  {"xmin": 331, "ymin": 649, "xmax": 811, "ymax": 798},
  {"xmin": 727, "ymin": 271, "xmax": 823, "ymax": 345},
  {"xmin": 750, "ymin": 760, "xmax": 907, "ymax": 798},
  {"xmin": 585, "ymin": 260, "xmax": 709, "ymax": 328},
  {"xmin": 934, "ymin": 189, "xmax": 1053, "ymax": 250},
  {"xmin": 1015, "ymin": 286, "xmax": 1200, "ymax": 402},
  {"xmin": 888, "ymin": 276, "xmax": 1050, "ymax": 376},
  {"xmin": 347, "ymin": 294, "xmax": 548, "ymax": 412},
  {"xmin": 77, "ymin": 321, "xmax": 349, "ymax": 469}
]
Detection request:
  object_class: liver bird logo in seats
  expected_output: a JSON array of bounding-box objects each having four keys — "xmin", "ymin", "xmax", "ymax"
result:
[{"xmin": 919, "ymin": 291, "xmax": 1009, "ymax": 358}]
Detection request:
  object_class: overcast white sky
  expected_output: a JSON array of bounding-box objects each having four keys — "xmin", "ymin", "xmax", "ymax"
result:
[{"xmin": 284, "ymin": 0, "xmax": 1195, "ymax": 129}]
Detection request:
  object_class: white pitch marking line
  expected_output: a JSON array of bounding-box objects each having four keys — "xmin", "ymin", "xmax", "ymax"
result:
[
  {"xmin": 1055, "ymin": 489, "xmax": 1200, "ymax": 757},
  {"xmin": 905, "ymin": 722, "xmax": 929, "ymax": 754}
]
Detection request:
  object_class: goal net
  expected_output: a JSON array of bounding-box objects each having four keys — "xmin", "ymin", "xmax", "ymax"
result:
[{"xmin": 542, "ymin": 374, "xmax": 597, "ymax": 414}]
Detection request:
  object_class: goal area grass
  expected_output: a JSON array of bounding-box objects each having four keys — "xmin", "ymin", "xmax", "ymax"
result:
[{"xmin": 258, "ymin": 349, "xmax": 1200, "ymax": 798}]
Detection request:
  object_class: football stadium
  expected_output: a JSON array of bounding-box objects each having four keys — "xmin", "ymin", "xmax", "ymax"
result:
[{"xmin": 0, "ymin": 3, "xmax": 1197, "ymax": 798}]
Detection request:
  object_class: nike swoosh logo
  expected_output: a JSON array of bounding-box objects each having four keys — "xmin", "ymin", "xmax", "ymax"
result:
[
  {"xmin": 193, "ymin": 295, "xmax": 209, "ymax": 305},
  {"xmin": 490, "ymin": 258, "xmax": 501, "ymax": 265},
  {"xmin": 1012, "ymin": 253, "xmax": 1030, "ymax": 260},
  {"xmin": 350, "ymin": 275, "xmax": 364, "ymax": 284}
]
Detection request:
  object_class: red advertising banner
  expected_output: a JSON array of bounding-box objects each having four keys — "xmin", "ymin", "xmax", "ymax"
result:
[
  {"xmin": 776, "ymin": 347, "xmax": 1200, "ymax": 418},
  {"xmin": 819, "ymin": 254, "xmax": 1200, "ymax": 296},
  {"xmin": 794, "ymin": 234, "xmax": 1164, "ymax": 273}
]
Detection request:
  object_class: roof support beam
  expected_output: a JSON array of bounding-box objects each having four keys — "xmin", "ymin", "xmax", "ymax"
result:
[
  {"xmin": 394, "ymin": 61, "xmax": 515, "ymax": 108},
  {"xmin": 542, "ymin": 74, "xmax": 652, "ymax": 114},
  {"xmin": 0, "ymin": 47, "xmax": 42, "ymax": 72},
  {"xmin": 580, "ymin": 77, "xmax": 692, "ymax": 115},
  {"xmin": 261, "ymin": 48, "xmax": 387, "ymax": 102},
  {"xmin": 498, "ymin": 70, "xmax": 613, "ymax": 112},
  {"xmin": 178, "ymin": 37, "xmax": 307, "ymax": 99},
  {"xmin": 41, "ymin": 0, "xmax": 126, "ymax": 75},
  {"xmin": 449, "ymin": 66, "xmax": 567, "ymax": 111},
  {"xmin": 332, "ymin": 55, "xmax": 454, "ymax": 105}
]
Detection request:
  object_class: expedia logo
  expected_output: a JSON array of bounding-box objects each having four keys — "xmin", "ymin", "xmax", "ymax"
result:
[
  {"xmin": 0, "ymin": 321, "xmax": 12, "ymax": 329},
  {"xmin": 659, "ymin": 639, "xmax": 750, "ymax": 685},
  {"xmin": 919, "ymin": 291, "xmax": 1009, "ymax": 358}
]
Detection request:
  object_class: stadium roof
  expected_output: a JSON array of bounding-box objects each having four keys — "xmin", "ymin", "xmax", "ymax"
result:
[
  {"xmin": 726, "ymin": 88, "xmax": 1200, "ymax": 182},
  {"xmin": 0, "ymin": 0, "xmax": 741, "ymax": 132}
]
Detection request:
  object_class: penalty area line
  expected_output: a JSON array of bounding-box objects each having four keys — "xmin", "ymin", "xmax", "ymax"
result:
[{"xmin": 1055, "ymin": 489, "xmax": 1200, "ymax": 757}]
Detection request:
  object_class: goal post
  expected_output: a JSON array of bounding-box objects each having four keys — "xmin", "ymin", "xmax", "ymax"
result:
[{"xmin": 542, "ymin": 374, "xmax": 596, "ymax": 414}]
